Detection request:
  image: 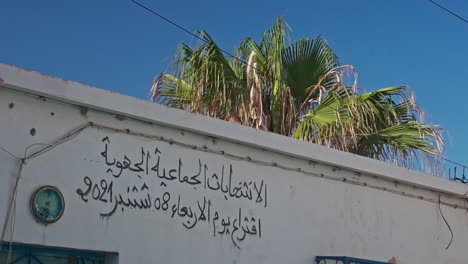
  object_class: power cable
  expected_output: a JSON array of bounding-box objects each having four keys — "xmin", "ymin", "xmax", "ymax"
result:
[
  {"xmin": 441, "ymin": 157, "xmax": 467, "ymax": 169},
  {"xmin": 128, "ymin": 0, "xmax": 259, "ymax": 72},
  {"xmin": 428, "ymin": 0, "xmax": 468, "ymax": 24}
]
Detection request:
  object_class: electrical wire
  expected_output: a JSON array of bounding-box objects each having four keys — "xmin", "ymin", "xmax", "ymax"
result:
[
  {"xmin": 441, "ymin": 157, "xmax": 467, "ymax": 169},
  {"xmin": 0, "ymin": 123, "xmax": 92, "ymax": 260},
  {"xmin": 128, "ymin": 0, "xmax": 260, "ymax": 73},
  {"xmin": 428, "ymin": 0, "xmax": 468, "ymax": 24},
  {"xmin": 0, "ymin": 147, "xmax": 21, "ymax": 160},
  {"xmin": 438, "ymin": 195, "xmax": 454, "ymax": 250}
]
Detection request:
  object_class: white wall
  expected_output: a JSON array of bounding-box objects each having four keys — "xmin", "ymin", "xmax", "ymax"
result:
[{"xmin": 1, "ymin": 64, "xmax": 468, "ymax": 264}]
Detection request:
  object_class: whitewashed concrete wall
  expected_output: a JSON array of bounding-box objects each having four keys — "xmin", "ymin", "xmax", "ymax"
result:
[{"xmin": 1, "ymin": 63, "xmax": 468, "ymax": 264}]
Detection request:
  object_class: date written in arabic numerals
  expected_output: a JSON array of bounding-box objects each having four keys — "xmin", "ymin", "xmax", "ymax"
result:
[{"xmin": 76, "ymin": 176, "xmax": 113, "ymax": 203}]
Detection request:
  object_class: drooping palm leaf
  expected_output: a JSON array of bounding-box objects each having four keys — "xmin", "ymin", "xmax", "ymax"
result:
[
  {"xmin": 152, "ymin": 31, "xmax": 249, "ymax": 120},
  {"xmin": 150, "ymin": 73, "xmax": 191, "ymax": 108},
  {"xmin": 355, "ymin": 121, "xmax": 443, "ymax": 174}
]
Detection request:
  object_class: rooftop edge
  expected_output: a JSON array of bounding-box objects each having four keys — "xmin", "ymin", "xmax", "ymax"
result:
[{"xmin": 1, "ymin": 62, "xmax": 466, "ymax": 198}]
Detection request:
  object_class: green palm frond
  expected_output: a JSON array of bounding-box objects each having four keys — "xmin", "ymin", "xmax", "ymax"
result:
[
  {"xmin": 355, "ymin": 121, "xmax": 443, "ymax": 174},
  {"xmin": 284, "ymin": 37, "xmax": 340, "ymax": 106},
  {"xmin": 152, "ymin": 31, "xmax": 249, "ymax": 120},
  {"xmin": 293, "ymin": 85, "xmax": 443, "ymax": 173},
  {"xmin": 357, "ymin": 121, "xmax": 440, "ymax": 156}
]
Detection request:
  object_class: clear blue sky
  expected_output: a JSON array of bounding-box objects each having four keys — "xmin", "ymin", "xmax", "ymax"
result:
[{"xmin": 1, "ymin": 0, "xmax": 467, "ymax": 172}]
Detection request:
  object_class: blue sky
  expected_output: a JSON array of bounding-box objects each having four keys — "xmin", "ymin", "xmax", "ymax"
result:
[{"xmin": 1, "ymin": 0, "xmax": 467, "ymax": 173}]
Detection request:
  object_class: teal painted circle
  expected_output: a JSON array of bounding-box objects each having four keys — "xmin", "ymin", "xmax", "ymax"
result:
[{"xmin": 31, "ymin": 186, "xmax": 65, "ymax": 224}]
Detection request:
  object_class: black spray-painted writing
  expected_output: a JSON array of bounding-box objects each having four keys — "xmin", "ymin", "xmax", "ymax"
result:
[
  {"xmin": 76, "ymin": 136, "xmax": 267, "ymax": 248},
  {"xmin": 100, "ymin": 136, "xmax": 267, "ymax": 207}
]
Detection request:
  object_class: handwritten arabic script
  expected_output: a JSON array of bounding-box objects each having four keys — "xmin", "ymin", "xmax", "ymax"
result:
[{"xmin": 75, "ymin": 136, "xmax": 268, "ymax": 248}]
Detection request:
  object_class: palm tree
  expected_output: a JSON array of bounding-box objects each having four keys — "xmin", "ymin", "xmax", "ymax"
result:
[{"xmin": 150, "ymin": 17, "xmax": 443, "ymax": 175}]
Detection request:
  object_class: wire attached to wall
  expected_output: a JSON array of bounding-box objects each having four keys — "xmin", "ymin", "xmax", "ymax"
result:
[
  {"xmin": 438, "ymin": 195, "xmax": 454, "ymax": 250},
  {"xmin": 0, "ymin": 123, "xmax": 91, "ymax": 263}
]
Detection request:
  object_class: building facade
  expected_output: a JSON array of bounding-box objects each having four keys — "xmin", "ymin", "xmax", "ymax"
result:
[{"xmin": 1, "ymin": 63, "xmax": 467, "ymax": 264}]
